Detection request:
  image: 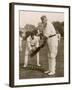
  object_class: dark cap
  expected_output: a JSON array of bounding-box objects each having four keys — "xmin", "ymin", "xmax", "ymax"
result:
[{"xmin": 41, "ymin": 15, "xmax": 47, "ymax": 20}]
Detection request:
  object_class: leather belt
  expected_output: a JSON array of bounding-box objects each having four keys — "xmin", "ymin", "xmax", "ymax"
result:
[
  {"xmin": 31, "ymin": 45, "xmax": 35, "ymax": 47},
  {"xmin": 49, "ymin": 34, "xmax": 56, "ymax": 38}
]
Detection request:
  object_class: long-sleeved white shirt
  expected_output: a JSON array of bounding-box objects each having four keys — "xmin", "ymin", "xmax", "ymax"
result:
[
  {"xmin": 37, "ymin": 21, "xmax": 56, "ymax": 38},
  {"xmin": 43, "ymin": 22, "xmax": 56, "ymax": 38}
]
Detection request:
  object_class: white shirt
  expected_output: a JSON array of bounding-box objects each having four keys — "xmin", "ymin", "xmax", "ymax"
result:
[
  {"xmin": 37, "ymin": 21, "xmax": 56, "ymax": 38},
  {"xmin": 43, "ymin": 22, "xmax": 56, "ymax": 38}
]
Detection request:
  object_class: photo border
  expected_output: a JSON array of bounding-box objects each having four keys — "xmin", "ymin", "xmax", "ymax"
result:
[{"xmin": 9, "ymin": 2, "xmax": 70, "ymax": 87}]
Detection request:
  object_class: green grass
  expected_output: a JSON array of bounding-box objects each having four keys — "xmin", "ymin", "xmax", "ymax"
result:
[{"xmin": 19, "ymin": 38, "xmax": 64, "ymax": 79}]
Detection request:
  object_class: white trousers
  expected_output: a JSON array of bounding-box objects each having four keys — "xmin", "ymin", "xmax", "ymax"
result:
[
  {"xmin": 24, "ymin": 47, "xmax": 40, "ymax": 66},
  {"xmin": 47, "ymin": 35, "xmax": 58, "ymax": 73}
]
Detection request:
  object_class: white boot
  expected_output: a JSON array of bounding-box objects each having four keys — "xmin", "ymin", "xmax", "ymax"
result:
[
  {"xmin": 48, "ymin": 72, "xmax": 55, "ymax": 75},
  {"xmin": 24, "ymin": 64, "xmax": 27, "ymax": 67},
  {"xmin": 37, "ymin": 63, "xmax": 41, "ymax": 67},
  {"xmin": 44, "ymin": 70, "xmax": 50, "ymax": 74}
]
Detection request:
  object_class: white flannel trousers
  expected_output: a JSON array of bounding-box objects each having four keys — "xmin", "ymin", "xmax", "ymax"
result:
[{"xmin": 47, "ymin": 35, "xmax": 58, "ymax": 73}]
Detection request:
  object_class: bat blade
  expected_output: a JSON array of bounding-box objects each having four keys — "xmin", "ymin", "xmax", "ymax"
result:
[
  {"xmin": 30, "ymin": 44, "xmax": 44, "ymax": 57},
  {"xmin": 30, "ymin": 36, "xmax": 47, "ymax": 57}
]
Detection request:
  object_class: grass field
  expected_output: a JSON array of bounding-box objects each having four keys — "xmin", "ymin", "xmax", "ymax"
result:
[{"xmin": 19, "ymin": 38, "xmax": 64, "ymax": 79}]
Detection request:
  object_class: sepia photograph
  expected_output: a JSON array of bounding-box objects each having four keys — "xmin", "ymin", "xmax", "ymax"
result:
[
  {"xmin": 9, "ymin": 3, "xmax": 70, "ymax": 87},
  {"xmin": 19, "ymin": 11, "xmax": 64, "ymax": 79}
]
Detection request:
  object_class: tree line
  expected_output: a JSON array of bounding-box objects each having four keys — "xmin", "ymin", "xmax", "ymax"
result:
[
  {"xmin": 20, "ymin": 21, "xmax": 64, "ymax": 37},
  {"xmin": 52, "ymin": 21, "xmax": 64, "ymax": 37}
]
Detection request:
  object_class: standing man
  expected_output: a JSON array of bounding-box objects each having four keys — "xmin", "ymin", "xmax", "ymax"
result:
[{"xmin": 39, "ymin": 15, "xmax": 59, "ymax": 75}]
